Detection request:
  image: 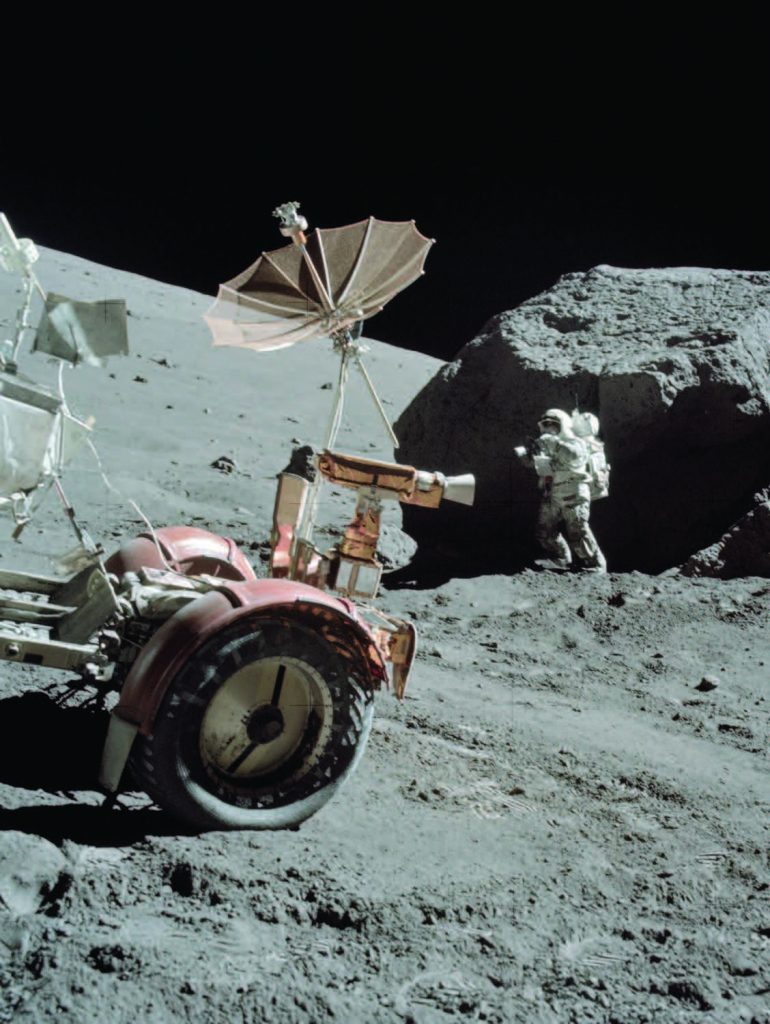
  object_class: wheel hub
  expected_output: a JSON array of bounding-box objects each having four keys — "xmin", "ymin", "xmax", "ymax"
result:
[
  {"xmin": 246, "ymin": 704, "xmax": 285, "ymax": 744},
  {"xmin": 199, "ymin": 654, "xmax": 333, "ymax": 782}
]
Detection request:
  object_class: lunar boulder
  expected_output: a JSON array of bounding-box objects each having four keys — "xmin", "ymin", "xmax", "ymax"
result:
[{"xmin": 395, "ymin": 266, "xmax": 770, "ymax": 574}]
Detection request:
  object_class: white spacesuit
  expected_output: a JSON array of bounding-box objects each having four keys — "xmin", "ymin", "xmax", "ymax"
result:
[{"xmin": 516, "ymin": 408, "xmax": 606, "ymax": 572}]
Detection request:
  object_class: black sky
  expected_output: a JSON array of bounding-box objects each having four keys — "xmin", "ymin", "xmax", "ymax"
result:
[{"xmin": 3, "ymin": 21, "xmax": 767, "ymax": 361}]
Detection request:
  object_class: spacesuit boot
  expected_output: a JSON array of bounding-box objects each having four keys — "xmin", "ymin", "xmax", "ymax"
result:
[{"xmin": 534, "ymin": 557, "xmax": 572, "ymax": 571}]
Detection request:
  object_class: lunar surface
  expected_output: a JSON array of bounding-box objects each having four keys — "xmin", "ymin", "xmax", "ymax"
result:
[{"xmin": 0, "ymin": 250, "xmax": 768, "ymax": 1023}]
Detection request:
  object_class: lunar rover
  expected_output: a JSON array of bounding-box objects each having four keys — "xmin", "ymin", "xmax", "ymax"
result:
[{"xmin": 0, "ymin": 207, "xmax": 474, "ymax": 830}]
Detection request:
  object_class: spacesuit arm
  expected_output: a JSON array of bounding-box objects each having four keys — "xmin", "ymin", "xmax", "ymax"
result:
[{"xmin": 537, "ymin": 434, "xmax": 587, "ymax": 471}]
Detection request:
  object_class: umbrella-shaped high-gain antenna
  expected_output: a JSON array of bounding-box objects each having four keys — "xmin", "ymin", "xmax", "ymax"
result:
[
  {"xmin": 204, "ymin": 201, "xmax": 435, "ymax": 451},
  {"xmin": 273, "ymin": 201, "xmax": 397, "ymax": 452}
]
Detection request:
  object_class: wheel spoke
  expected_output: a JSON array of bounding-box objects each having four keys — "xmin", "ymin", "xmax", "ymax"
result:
[
  {"xmin": 226, "ymin": 740, "xmax": 259, "ymax": 774},
  {"xmin": 271, "ymin": 663, "xmax": 286, "ymax": 706}
]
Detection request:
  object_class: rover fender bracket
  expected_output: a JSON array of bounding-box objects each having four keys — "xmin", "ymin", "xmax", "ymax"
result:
[
  {"xmin": 389, "ymin": 619, "xmax": 417, "ymax": 699},
  {"xmin": 99, "ymin": 715, "xmax": 139, "ymax": 793}
]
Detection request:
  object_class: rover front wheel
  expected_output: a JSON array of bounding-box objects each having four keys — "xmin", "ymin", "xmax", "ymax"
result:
[{"xmin": 130, "ymin": 616, "xmax": 374, "ymax": 831}]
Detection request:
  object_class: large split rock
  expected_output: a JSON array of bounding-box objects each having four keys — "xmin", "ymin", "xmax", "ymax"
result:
[
  {"xmin": 681, "ymin": 487, "xmax": 770, "ymax": 578},
  {"xmin": 395, "ymin": 267, "xmax": 770, "ymax": 574}
]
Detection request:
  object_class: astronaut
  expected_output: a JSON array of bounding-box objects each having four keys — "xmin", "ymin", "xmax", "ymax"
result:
[{"xmin": 515, "ymin": 408, "xmax": 606, "ymax": 572}]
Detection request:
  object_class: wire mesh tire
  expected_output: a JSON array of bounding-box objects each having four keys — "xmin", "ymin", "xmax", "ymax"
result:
[{"xmin": 129, "ymin": 615, "xmax": 374, "ymax": 831}]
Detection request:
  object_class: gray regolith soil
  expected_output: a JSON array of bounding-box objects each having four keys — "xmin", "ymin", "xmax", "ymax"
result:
[{"xmin": 0, "ymin": 251, "xmax": 768, "ymax": 1024}]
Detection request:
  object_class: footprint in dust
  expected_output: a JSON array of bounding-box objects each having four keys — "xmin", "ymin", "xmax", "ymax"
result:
[{"xmin": 560, "ymin": 935, "xmax": 629, "ymax": 971}]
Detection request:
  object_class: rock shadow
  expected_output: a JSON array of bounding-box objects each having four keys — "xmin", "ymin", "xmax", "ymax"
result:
[
  {"xmin": 0, "ymin": 803, "xmax": 191, "ymax": 847},
  {"xmin": 0, "ymin": 691, "xmax": 111, "ymax": 793},
  {"xmin": 383, "ymin": 547, "xmax": 493, "ymax": 591},
  {"xmin": 0, "ymin": 691, "xmax": 194, "ymax": 845}
]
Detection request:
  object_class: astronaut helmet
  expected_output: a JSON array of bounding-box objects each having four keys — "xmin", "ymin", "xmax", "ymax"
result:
[{"xmin": 538, "ymin": 408, "xmax": 574, "ymax": 437}]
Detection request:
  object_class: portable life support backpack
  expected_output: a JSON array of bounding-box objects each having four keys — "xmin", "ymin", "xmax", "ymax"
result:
[{"xmin": 571, "ymin": 411, "xmax": 610, "ymax": 500}]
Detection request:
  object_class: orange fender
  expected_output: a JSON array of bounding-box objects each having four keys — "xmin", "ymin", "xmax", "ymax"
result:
[
  {"xmin": 106, "ymin": 525, "xmax": 256, "ymax": 582},
  {"xmin": 115, "ymin": 577, "xmax": 386, "ymax": 736}
]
